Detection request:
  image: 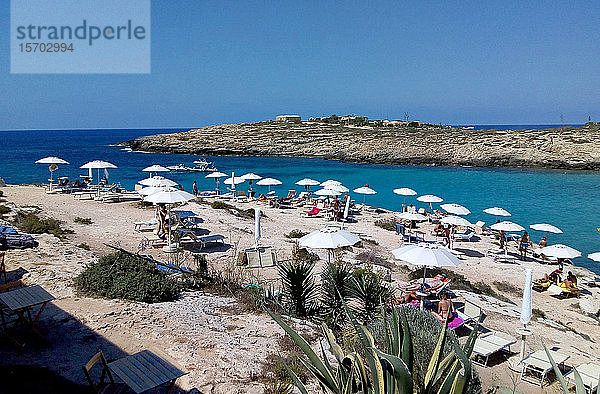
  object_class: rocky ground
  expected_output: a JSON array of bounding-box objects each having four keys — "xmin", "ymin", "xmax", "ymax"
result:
[
  {"xmin": 1, "ymin": 185, "xmax": 599, "ymax": 393},
  {"xmin": 123, "ymin": 121, "xmax": 600, "ymax": 170}
]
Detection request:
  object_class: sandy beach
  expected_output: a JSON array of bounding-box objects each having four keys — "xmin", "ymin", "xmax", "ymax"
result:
[{"xmin": 1, "ymin": 184, "xmax": 599, "ymax": 393}]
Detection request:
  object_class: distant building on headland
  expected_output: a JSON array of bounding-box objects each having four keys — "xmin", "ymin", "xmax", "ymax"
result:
[{"xmin": 275, "ymin": 115, "xmax": 301, "ymax": 123}]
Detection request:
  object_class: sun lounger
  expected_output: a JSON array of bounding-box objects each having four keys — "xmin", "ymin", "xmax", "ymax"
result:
[
  {"xmin": 185, "ymin": 233, "xmax": 225, "ymax": 250},
  {"xmin": 302, "ymin": 206, "xmax": 322, "ymax": 217},
  {"xmin": 452, "ymin": 229, "xmax": 475, "ymax": 241},
  {"xmin": 520, "ymin": 348, "xmax": 569, "ymax": 387},
  {"xmin": 453, "ymin": 300, "xmax": 482, "ymax": 330},
  {"xmin": 134, "ymin": 219, "xmax": 158, "ymax": 232},
  {"xmin": 73, "ymin": 190, "xmax": 96, "ymax": 200},
  {"xmin": 471, "ymin": 332, "xmax": 517, "ymax": 366},
  {"xmin": 564, "ymin": 363, "xmax": 600, "ymax": 393},
  {"xmin": 547, "ymin": 283, "xmax": 580, "ymax": 298}
]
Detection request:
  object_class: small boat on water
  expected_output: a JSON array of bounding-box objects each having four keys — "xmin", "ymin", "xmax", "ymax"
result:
[{"xmin": 167, "ymin": 162, "xmax": 218, "ymax": 172}]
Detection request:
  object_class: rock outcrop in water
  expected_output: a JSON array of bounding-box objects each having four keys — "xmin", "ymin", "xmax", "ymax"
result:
[{"xmin": 124, "ymin": 121, "xmax": 600, "ymax": 170}]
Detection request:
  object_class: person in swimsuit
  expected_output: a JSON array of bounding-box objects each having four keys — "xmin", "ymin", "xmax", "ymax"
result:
[
  {"xmin": 434, "ymin": 291, "xmax": 455, "ymax": 323},
  {"xmin": 519, "ymin": 231, "xmax": 532, "ymax": 260}
]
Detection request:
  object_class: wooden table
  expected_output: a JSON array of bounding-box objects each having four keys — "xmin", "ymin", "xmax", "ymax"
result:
[
  {"xmin": 108, "ymin": 350, "xmax": 186, "ymax": 393},
  {"xmin": 0, "ymin": 285, "xmax": 55, "ymax": 346}
]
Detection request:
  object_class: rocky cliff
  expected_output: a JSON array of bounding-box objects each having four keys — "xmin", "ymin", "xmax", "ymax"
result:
[{"xmin": 124, "ymin": 121, "xmax": 600, "ymax": 170}]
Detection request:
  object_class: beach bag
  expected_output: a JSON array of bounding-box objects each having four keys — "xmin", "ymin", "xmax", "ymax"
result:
[{"xmin": 0, "ymin": 233, "xmax": 38, "ymax": 249}]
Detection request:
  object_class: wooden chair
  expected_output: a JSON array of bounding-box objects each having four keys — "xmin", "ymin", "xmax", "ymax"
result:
[
  {"xmin": 83, "ymin": 351, "xmax": 130, "ymax": 394},
  {"xmin": 0, "ymin": 252, "xmax": 6, "ymax": 283}
]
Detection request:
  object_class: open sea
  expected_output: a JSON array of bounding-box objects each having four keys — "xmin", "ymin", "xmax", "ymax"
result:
[{"xmin": 1, "ymin": 126, "xmax": 599, "ymax": 274}]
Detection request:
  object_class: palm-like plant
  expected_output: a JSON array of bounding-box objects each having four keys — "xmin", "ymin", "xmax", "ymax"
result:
[
  {"xmin": 348, "ymin": 269, "xmax": 394, "ymax": 324},
  {"xmin": 321, "ymin": 261, "xmax": 353, "ymax": 329},
  {"xmin": 278, "ymin": 258, "xmax": 319, "ymax": 318},
  {"xmin": 266, "ymin": 300, "xmax": 479, "ymax": 394}
]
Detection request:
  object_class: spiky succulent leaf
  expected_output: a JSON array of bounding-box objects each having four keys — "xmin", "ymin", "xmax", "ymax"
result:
[
  {"xmin": 544, "ymin": 345, "xmax": 569, "ymax": 393},
  {"xmin": 266, "ymin": 308, "xmax": 339, "ymax": 391},
  {"xmin": 284, "ymin": 363, "xmax": 309, "ymax": 394},
  {"xmin": 373, "ymin": 348, "xmax": 414, "ymax": 394}
]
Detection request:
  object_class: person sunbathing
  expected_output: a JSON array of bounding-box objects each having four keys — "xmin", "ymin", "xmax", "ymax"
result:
[
  {"xmin": 395, "ymin": 291, "xmax": 420, "ymax": 305},
  {"xmin": 434, "ymin": 292, "xmax": 455, "ymax": 323},
  {"xmin": 560, "ymin": 272, "xmax": 579, "ymax": 296}
]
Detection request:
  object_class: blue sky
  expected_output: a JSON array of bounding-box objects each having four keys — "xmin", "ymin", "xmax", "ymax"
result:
[{"xmin": 1, "ymin": 1, "xmax": 598, "ymax": 129}]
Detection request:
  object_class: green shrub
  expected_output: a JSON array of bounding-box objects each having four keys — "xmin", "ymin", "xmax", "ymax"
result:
[
  {"xmin": 0, "ymin": 205, "xmax": 10, "ymax": 215},
  {"xmin": 15, "ymin": 212, "xmax": 74, "ymax": 239},
  {"xmin": 211, "ymin": 200, "xmax": 233, "ymax": 210},
  {"xmin": 76, "ymin": 243, "xmax": 91, "ymax": 250},
  {"xmin": 74, "ymin": 217, "xmax": 93, "ymax": 225},
  {"xmin": 284, "ymin": 229, "xmax": 308, "ymax": 239},
  {"xmin": 74, "ymin": 251, "xmax": 180, "ymax": 303},
  {"xmin": 374, "ymin": 218, "xmax": 397, "ymax": 231}
]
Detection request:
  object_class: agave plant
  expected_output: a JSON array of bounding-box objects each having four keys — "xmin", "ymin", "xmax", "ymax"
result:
[
  {"xmin": 321, "ymin": 261, "xmax": 354, "ymax": 329},
  {"xmin": 545, "ymin": 345, "xmax": 599, "ymax": 394},
  {"xmin": 266, "ymin": 299, "xmax": 479, "ymax": 394}
]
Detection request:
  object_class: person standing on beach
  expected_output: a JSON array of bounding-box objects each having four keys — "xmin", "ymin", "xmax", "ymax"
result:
[{"xmin": 192, "ymin": 181, "xmax": 198, "ymax": 197}]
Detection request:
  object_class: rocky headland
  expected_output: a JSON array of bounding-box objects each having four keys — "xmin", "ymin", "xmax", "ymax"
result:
[{"xmin": 124, "ymin": 121, "xmax": 600, "ymax": 170}]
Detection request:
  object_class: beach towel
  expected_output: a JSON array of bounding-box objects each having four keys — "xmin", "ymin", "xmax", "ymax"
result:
[
  {"xmin": 0, "ymin": 233, "xmax": 38, "ymax": 249},
  {"xmin": 0, "ymin": 226, "xmax": 18, "ymax": 234},
  {"xmin": 447, "ymin": 313, "xmax": 464, "ymax": 329}
]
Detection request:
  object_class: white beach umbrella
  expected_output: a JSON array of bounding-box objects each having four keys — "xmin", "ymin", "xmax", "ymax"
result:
[
  {"xmin": 391, "ymin": 243, "xmax": 462, "ymax": 295},
  {"xmin": 483, "ymin": 207, "xmax": 512, "ymax": 217},
  {"xmin": 490, "ymin": 221, "xmax": 525, "ymax": 232},
  {"xmin": 417, "ymin": 194, "xmax": 443, "ymax": 203},
  {"xmin": 321, "ymin": 179, "xmax": 342, "ymax": 187},
  {"xmin": 393, "ymin": 187, "xmax": 417, "ymax": 211},
  {"xmin": 224, "ymin": 176, "xmax": 246, "ymax": 185},
  {"xmin": 205, "ymin": 171, "xmax": 228, "ymax": 193},
  {"xmin": 296, "ymin": 178, "xmax": 320, "ymax": 187},
  {"xmin": 440, "ymin": 203, "xmax": 471, "ymax": 216},
  {"xmin": 518, "ymin": 268, "xmax": 534, "ymax": 361},
  {"xmin": 343, "ymin": 194, "xmax": 351, "ymax": 222},
  {"xmin": 142, "ymin": 164, "xmax": 169, "ymax": 177},
  {"xmin": 353, "ymin": 186, "xmax": 377, "ymax": 195},
  {"xmin": 315, "ymin": 188, "xmax": 341, "ymax": 197},
  {"xmin": 417, "ymin": 194, "xmax": 443, "ymax": 211},
  {"xmin": 397, "ymin": 212, "xmax": 428, "ymax": 221},
  {"xmin": 256, "ymin": 177, "xmax": 282, "ymax": 193},
  {"xmin": 328, "ymin": 184, "xmax": 349, "ymax": 193},
  {"xmin": 353, "ymin": 185, "xmax": 377, "ymax": 205},
  {"xmin": 139, "ymin": 177, "xmax": 178, "ymax": 188},
  {"xmin": 254, "ymin": 208, "xmax": 261, "ymax": 247},
  {"xmin": 80, "ymin": 160, "xmax": 118, "ymax": 194},
  {"xmin": 144, "ymin": 188, "xmax": 195, "ymax": 250},
  {"xmin": 299, "ymin": 227, "xmax": 360, "ymax": 262},
  {"xmin": 35, "ymin": 156, "xmax": 69, "ymax": 190},
  {"xmin": 240, "ymin": 173, "xmax": 262, "ymax": 181},
  {"xmin": 205, "ymin": 171, "xmax": 228, "ymax": 178},
  {"xmin": 393, "ymin": 187, "xmax": 417, "ymax": 196},
  {"xmin": 538, "ymin": 244, "xmax": 581, "ymax": 259},
  {"xmin": 441, "ymin": 215, "xmax": 472, "ymax": 227},
  {"xmin": 587, "ymin": 252, "xmax": 600, "ymax": 262},
  {"xmin": 520, "ymin": 269, "xmax": 533, "ymax": 328},
  {"xmin": 529, "ymin": 223, "xmax": 563, "ymax": 234}
]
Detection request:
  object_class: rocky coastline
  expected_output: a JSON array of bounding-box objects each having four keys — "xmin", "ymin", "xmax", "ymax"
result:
[{"xmin": 123, "ymin": 121, "xmax": 600, "ymax": 170}]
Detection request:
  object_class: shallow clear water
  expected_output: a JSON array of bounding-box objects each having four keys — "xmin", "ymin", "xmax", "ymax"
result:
[{"xmin": 2, "ymin": 128, "xmax": 599, "ymax": 274}]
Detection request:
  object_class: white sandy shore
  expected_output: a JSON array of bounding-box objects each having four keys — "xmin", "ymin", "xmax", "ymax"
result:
[{"xmin": 1, "ymin": 185, "xmax": 599, "ymax": 393}]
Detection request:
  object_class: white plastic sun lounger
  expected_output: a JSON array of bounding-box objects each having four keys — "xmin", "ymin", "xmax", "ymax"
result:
[
  {"xmin": 520, "ymin": 348, "xmax": 570, "ymax": 387},
  {"xmin": 564, "ymin": 363, "xmax": 600, "ymax": 394},
  {"xmin": 471, "ymin": 332, "xmax": 517, "ymax": 366},
  {"xmin": 134, "ymin": 219, "xmax": 158, "ymax": 232},
  {"xmin": 453, "ymin": 300, "xmax": 482, "ymax": 330}
]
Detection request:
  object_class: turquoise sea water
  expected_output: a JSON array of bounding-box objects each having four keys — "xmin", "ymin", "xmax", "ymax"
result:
[{"xmin": 1, "ymin": 128, "xmax": 599, "ymax": 274}]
